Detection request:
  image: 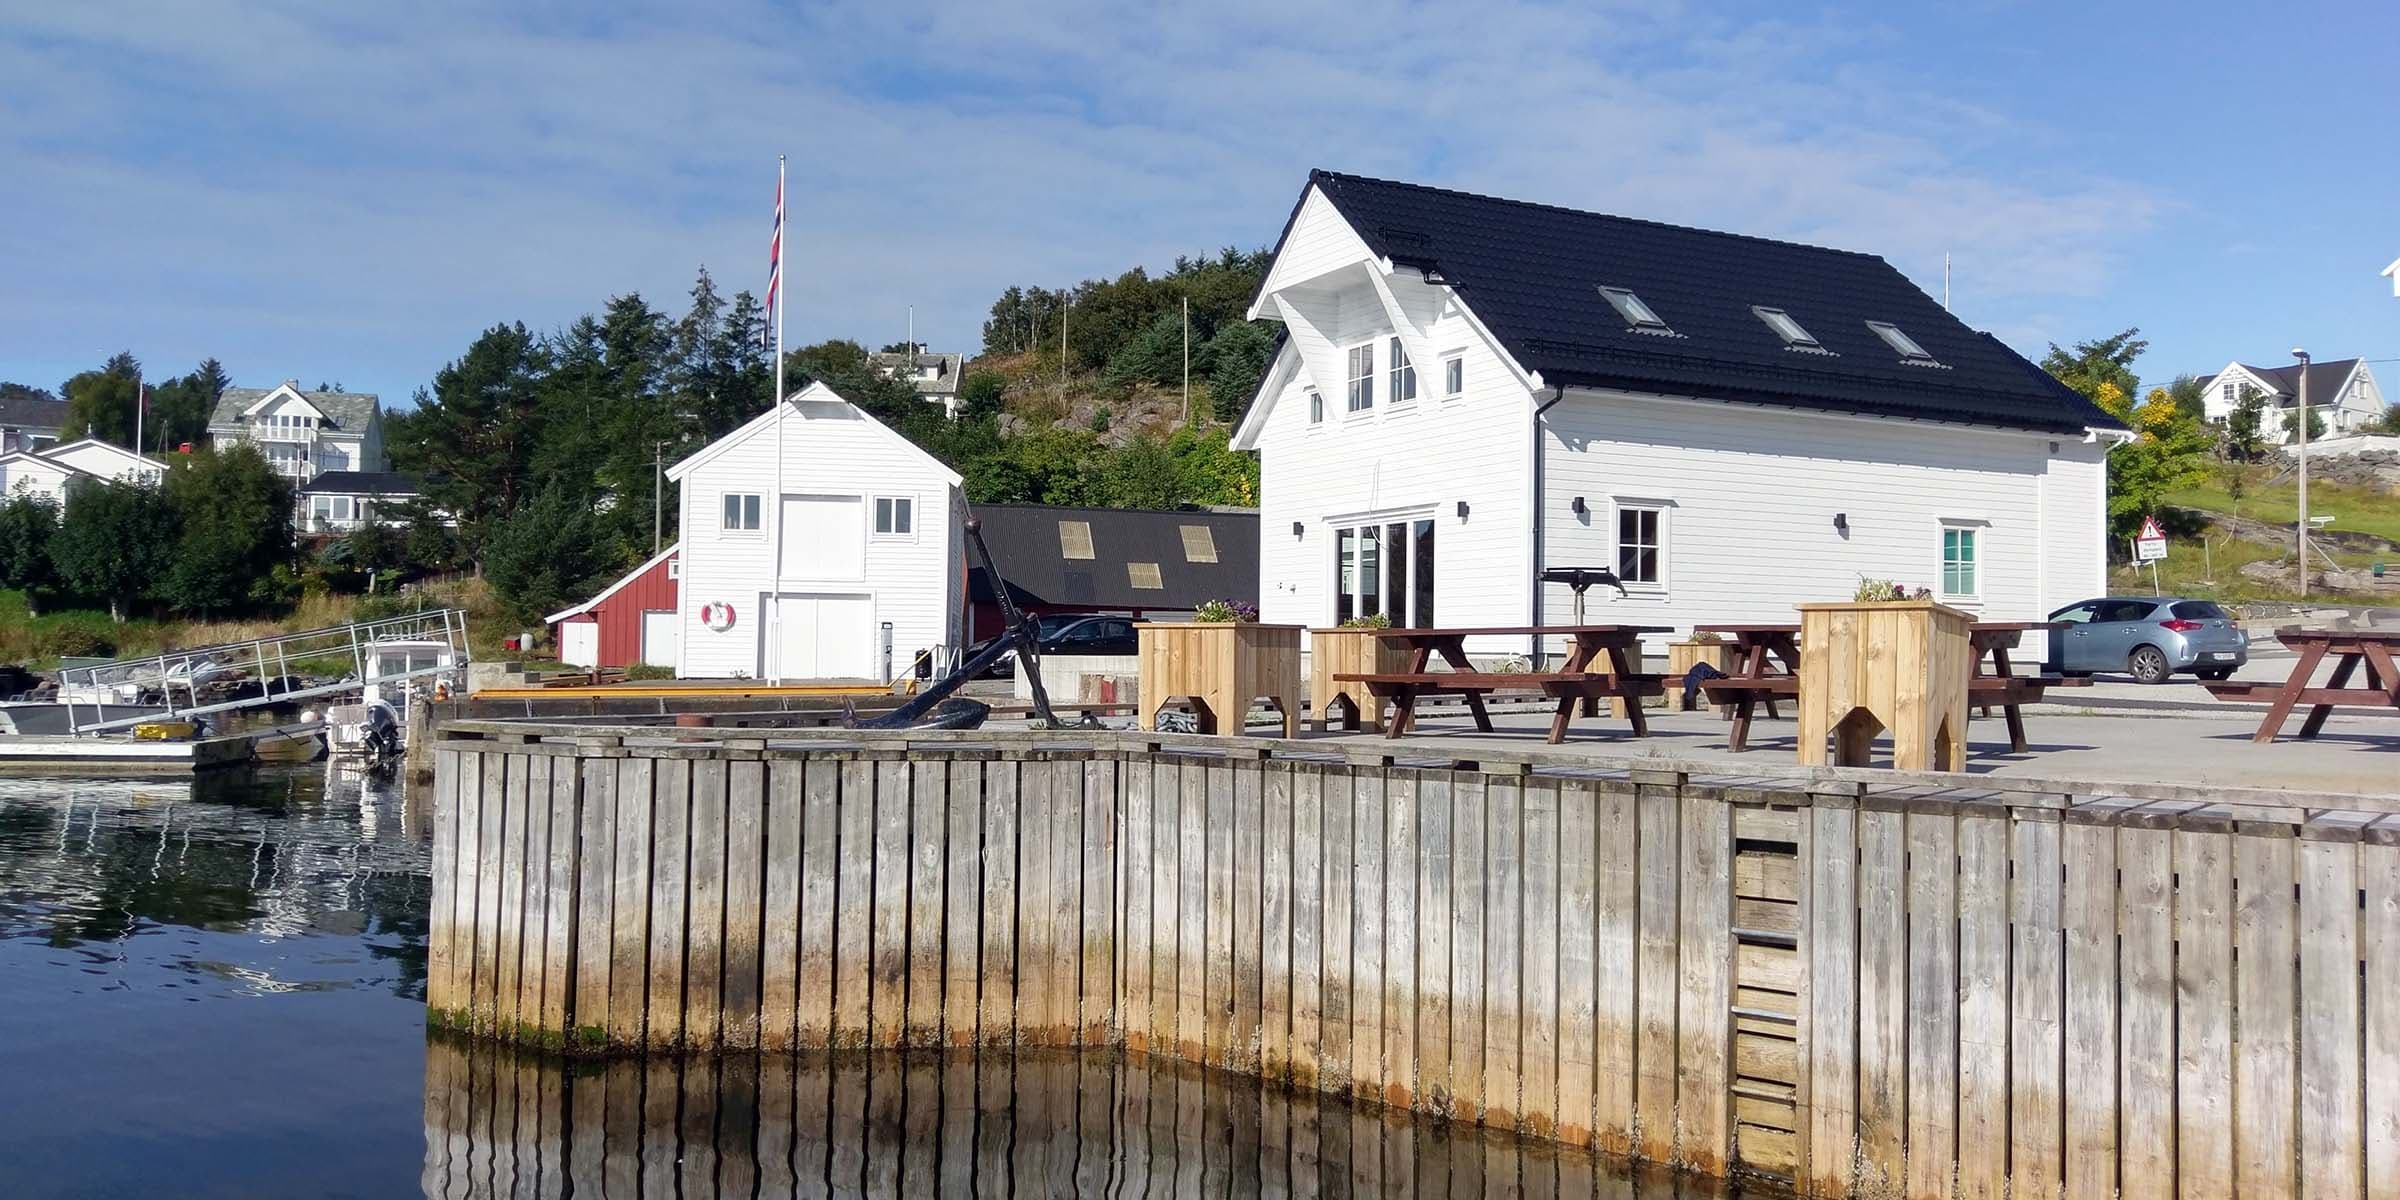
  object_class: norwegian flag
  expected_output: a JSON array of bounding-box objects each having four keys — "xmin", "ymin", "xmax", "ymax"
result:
[{"xmin": 763, "ymin": 164, "xmax": 783, "ymax": 349}]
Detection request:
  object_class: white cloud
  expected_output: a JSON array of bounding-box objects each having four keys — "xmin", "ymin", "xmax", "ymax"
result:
[{"xmin": 0, "ymin": 0, "xmax": 2155, "ymax": 398}]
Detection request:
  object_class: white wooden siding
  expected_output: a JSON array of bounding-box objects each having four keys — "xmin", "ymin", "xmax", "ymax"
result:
[
  {"xmin": 1541, "ymin": 390, "xmax": 2106, "ymax": 638},
  {"xmin": 675, "ymin": 400, "xmax": 958, "ymax": 679}
]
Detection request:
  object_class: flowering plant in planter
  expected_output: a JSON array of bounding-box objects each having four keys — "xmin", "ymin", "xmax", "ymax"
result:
[
  {"xmin": 1193, "ymin": 598, "xmax": 1259, "ymax": 623},
  {"xmin": 1337, "ymin": 613, "xmax": 1391, "ymax": 629},
  {"xmin": 1853, "ymin": 578, "xmax": 1933, "ymax": 602}
]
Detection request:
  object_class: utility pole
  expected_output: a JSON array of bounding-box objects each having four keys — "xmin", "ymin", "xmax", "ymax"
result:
[
  {"xmin": 1060, "ymin": 290, "xmax": 1069, "ymax": 388},
  {"xmin": 2293, "ymin": 348, "xmax": 2311, "ymax": 597},
  {"xmin": 1942, "ymin": 252, "xmax": 1950, "ymax": 312},
  {"xmin": 1181, "ymin": 295, "xmax": 1191, "ymax": 424},
  {"xmin": 652, "ymin": 439, "xmax": 666, "ymax": 554}
]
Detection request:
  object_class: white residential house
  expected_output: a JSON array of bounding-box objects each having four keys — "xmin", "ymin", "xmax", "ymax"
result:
[
  {"xmin": 1232, "ymin": 171, "xmax": 2128, "ymax": 665},
  {"xmin": 297, "ymin": 471, "xmax": 427, "ymax": 534},
  {"xmin": 0, "ymin": 389, "xmax": 66, "ymax": 454},
  {"xmin": 869, "ymin": 350, "xmax": 966, "ymax": 416},
  {"xmin": 0, "ymin": 439, "xmax": 169, "ymax": 504},
  {"xmin": 206, "ymin": 381, "xmax": 388, "ymax": 483},
  {"xmin": 2199, "ymin": 359, "xmax": 2386, "ymax": 442},
  {"xmin": 0, "ymin": 452, "xmax": 88, "ymax": 504},
  {"xmin": 664, "ymin": 381, "xmax": 963, "ymax": 681}
]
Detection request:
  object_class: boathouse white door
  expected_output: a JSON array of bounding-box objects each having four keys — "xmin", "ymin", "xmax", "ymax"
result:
[{"xmin": 760, "ymin": 593, "xmax": 874, "ymax": 680}]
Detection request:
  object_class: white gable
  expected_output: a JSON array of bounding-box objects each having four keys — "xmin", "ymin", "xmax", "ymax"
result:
[
  {"xmin": 240, "ymin": 383, "xmax": 328, "ymax": 421},
  {"xmin": 41, "ymin": 438, "xmax": 166, "ymax": 483},
  {"xmin": 666, "ymin": 381, "xmax": 962, "ymax": 487},
  {"xmin": 1249, "ymin": 186, "xmax": 1380, "ymax": 315}
]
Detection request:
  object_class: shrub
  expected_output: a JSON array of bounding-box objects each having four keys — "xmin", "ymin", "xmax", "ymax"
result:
[
  {"xmin": 1337, "ymin": 613, "xmax": 1390, "ymax": 629},
  {"xmin": 625, "ymin": 663, "xmax": 677, "ymax": 681},
  {"xmin": 1853, "ymin": 578, "xmax": 1932, "ymax": 602},
  {"xmin": 1193, "ymin": 598, "xmax": 1257, "ymax": 623},
  {"xmin": 37, "ymin": 621, "xmax": 116, "ymax": 659}
]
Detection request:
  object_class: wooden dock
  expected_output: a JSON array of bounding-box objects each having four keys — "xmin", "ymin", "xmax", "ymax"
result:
[{"xmin": 428, "ymin": 720, "xmax": 2400, "ymax": 1197}]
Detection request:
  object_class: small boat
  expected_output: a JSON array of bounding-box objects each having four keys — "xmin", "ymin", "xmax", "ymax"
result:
[{"xmin": 325, "ymin": 700, "xmax": 403, "ymax": 762}]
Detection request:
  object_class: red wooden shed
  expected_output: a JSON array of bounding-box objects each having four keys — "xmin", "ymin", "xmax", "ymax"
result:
[{"xmin": 546, "ymin": 544, "xmax": 681, "ymax": 671}]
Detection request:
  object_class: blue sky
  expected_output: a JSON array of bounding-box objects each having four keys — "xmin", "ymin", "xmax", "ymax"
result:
[{"xmin": 3, "ymin": 0, "xmax": 2394, "ymax": 406}]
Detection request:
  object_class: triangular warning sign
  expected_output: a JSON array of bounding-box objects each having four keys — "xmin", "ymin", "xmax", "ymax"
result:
[{"xmin": 2137, "ymin": 515, "xmax": 2164, "ymax": 541}]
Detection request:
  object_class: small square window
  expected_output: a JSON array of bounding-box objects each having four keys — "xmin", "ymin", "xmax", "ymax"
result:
[
  {"xmin": 875, "ymin": 496, "xmax": 913, "ymax": 536},
  {"xmin": 1127, "ymin": 562, "xmax": 1163, "ymax": 590},
  {"xmin": 1615, "ymin": 505, "xmax": 1664, "ymax": 585},
  {"xmin": 1443, "ymin": 355, "xmax": 1464, "ymax": 398},
  {"xmin": 1599, "ymin": 286, "xmax": 1674, "ymax": 335},
  {"xmin": 1867, "ymin": 321, "xmax": 1938, "ymax": 364},
  {"xmin": 1753, "ymin": 306, "xmax": 1822, "ymax": 349},
  {"xmin": 1058, "ymin": 520, "xmax": 1094, "ymax": 560},
  {"xmin": 721, "ymin": 493, "xmax": 761, "ymax": 531},
  {"xmin": 1178, "ymin": 524, "xmax": 1218, "ymax": 563}
]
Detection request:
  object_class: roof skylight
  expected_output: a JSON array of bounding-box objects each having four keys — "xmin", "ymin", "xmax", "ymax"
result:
[
  {"xmin": 1753, "ymin": 307, "xmax": 1823, "ymax": 350},
  {"xmin": 1866, "ymin": 321, "xmax": 1939, "ymax": 365},
  {"xmin": 1598, "ymin": 286, "xmax": 1675, "ymax": 335}
]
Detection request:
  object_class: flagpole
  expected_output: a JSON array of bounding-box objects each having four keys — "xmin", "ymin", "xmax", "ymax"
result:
[
  {"xmin": 134, "ymin": 377, "xmax": 145, "ymax": 459},
  {"xmin": 768, "ymin": 154, "xmax": 788, "ymax": 684}
]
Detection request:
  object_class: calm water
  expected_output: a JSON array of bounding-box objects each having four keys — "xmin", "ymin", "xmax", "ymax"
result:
[{"xmin": 0, "ymin": 767, "xmax": 1737, "ymax": 1198}]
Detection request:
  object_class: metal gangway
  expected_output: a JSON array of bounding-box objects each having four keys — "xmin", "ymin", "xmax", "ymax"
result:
[{"xmin": 58, "ymin": 608, "xmax": 471, "ymax": 735}]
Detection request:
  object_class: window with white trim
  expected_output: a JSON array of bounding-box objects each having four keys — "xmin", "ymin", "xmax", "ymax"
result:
[
  {"xmin": 1753, "ymin": 306, "xmax": 1824, "ymax": 350},
  {"xmin": 721, "ymin": 493, "xmax": 761, "ymax": 532},
  {"xmin": 1345, "ymin": 343, "xmax": 1375, "ymax": 412},
  {"xmin": 1941, "ymin": 525, "xmax": 1979, "ymax": 599},
  {"xmin": 1599, "ymin": 286, "xmax": 1675, "ymax": 335},
  {"xmin": 1332, "ymin": 517, "xmax": 1436, "ymax": 626},
  {"xmin": 1442, "ymin": 354, "xmax": 1464, "ymax": 399},
  {"xmin": 1387, "ymin": 337, "xmax": 1417, "ymax": 405},
  {"xmin": 2220, "ymin": 380, "xmax": 2235, "ymax": 405},
  {"xmin": 873, "ymin": 496, "xmax": 913, "ymax": 537},
  {"xmin": 1866, "ymin": 321, "xmax": 1940, "ymax": 366},
  {"xmin": 1307, "ymin": 388, "xmax": 1323, "ymax": 425},
  {"xmin": 1614, "ymin": 502, "xmax": 1665, "ymax": 587}
]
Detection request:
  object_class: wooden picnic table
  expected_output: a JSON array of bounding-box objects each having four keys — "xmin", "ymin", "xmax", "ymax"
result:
[
  {"xmin": 1335, "ymin": 625, "xmax": 1673, "ymax": 743},
  {"xmin": 1698, "ymin": 619, "xmax": 2085, "ymax": 753},
  {"xmin": 2202, "ymin": 627, "xmax": 2400, "ymax": 743}
]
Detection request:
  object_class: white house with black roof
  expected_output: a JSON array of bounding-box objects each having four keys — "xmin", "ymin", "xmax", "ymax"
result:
[
  {"xmin": 297, "ymin": 470, "xmax": 427, "ymax": 533},
  {"xmin": 1231, "ymin": 170, "xmax": 2129, "ymax": 662},
  {"xmin": 2197, "ymin": 358, "xmax": 2385, "ymax": 442}
]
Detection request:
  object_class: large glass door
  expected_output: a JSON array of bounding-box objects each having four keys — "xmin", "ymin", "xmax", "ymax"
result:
[{"xmin": 1333, "ymin": 517, "xmax": 1435, "ymax": 626}]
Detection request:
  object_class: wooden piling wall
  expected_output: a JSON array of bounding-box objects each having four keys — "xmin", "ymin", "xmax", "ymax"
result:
[{"xmin": 428, "ymin": 721, "xmax": 2400, "ymax": 1197}]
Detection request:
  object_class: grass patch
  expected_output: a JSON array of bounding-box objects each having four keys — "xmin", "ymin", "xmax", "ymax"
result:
[{"xmin": 0, "ymin": 573, "xmax": 519, "ymax": 670}]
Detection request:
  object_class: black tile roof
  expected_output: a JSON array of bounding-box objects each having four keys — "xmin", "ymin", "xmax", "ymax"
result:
[
  {"xmin": 1282, "ymin": 170, "xmax": 2123, "ymax": 435},
  {"xmin": 2218, "ymin": 359, "xmax": 2361, "ymax": 407},
  {"xmin": 967, "ymin": 503, "xmax": 1259, "ymax": 612},
  {"xmin": 298, "ymin": 470, "xmax": 422, "ymax": 496},
  {"xmin": 0, "ymin": 385, "xmax": 65, "ymax": 430}
]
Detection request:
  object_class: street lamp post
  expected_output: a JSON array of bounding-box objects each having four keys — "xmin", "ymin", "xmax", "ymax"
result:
[{"xmin": 2292, "ymin": 348, "xmax": 2311, "ymax": 597}]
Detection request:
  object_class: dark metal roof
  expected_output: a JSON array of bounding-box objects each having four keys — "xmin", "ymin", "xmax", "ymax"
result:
[
  {"xmin": 2219, "ymin": 358, "xmax": 2362, "ymax": 406},
  {"xmin": 298, "ymin": 470, "xmax": 422, "ymax": 496},
  {"xmin": 967, "ymin": 503, "xmax": 1258, "ymax": 611},
  {"xmin": 0, "ymin": 385, "xmax": 66, "ymax": 430},
  {"xmin": 1283, "ymin": 170, "xmax": 2122, "ymax": 435}
]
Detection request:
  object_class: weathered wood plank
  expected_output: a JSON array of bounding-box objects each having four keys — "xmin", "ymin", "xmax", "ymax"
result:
[
  {"xmin": 2366, "ymin": 838, "xmax": 2400, "ymax": 1200},
  {"xmin": 606, "ymin": 757, "xmax": 652, "ymax": 1049},
  {"xmin": 1081, "ymin": 757, "xmax": 1117, "ymax": 1045},
  {"xmin": 447, "ymin": 750, "xmax": 484, "ymax": 1026},
  {"xmin": 571, "ymin": 757, "xmax": 615, "ymax": 1048},
  {"xmin": 1855, "ymin": 801, "xmax": 1907, "ymax": 1198},
  {"xmin": 721, "ymin": 758, "xmax": 767, "ymax": 1051},
  {"xmin": 682, "ymin": 757, "xmax": 728, "ymax": 1050},
  {"xmin": 2297, "ymin": 834, "xmax": 2363, "ymax": 1200},
  {"xmin": 1233, "ymin": 758, "xmax": 1265, "ymax": 1073},
  {"xmin": 2233, "ymin": 826, "xmax": 2298, "ymax": 1200},
  {"xmin": 495, "ymin": 752, "xmax": 532, "ymax": 1039},
  {"xmin": 1520, "ymin": 775, "xmax": 1561, "ymax": 1140},
  {"xmin": 905, "ymin": 760, "xmax": 948, "ymax": 1048},
  {"xmin": 1017, "ymin": 757, "xmax": 1057, "ymax": 1046},
  {"xmin": 1180, "ymin": 758, "xmax": 1210, "ymax": 1061},
  {"xmin": 796, "ymin": 758, "xmax": 841, "ymax": 1050},
  {"xmin": 2010, "ymin": 812, "xmax": 2065, "ymax": 1200},
  {"xmin": 1487, "ymin": 772, "xmax": 1525, "ymax": 1130},
  {"xmin": 1591, "ymin": 781, "xmax": 1638, "ymax": 1159},
  {"xmin": 2175, "ymin": 826, "xmax": 2236, "ymax": 1200},
  {"xmin": 832, "ymin": 759, "xmax": 876, "ymax": 1048},
  {"xmin": 1956, "ymin": 805, "xmax": 2012, "ymax": 1200},
  {"xmin": 1553, "ymin": 777, "xmax": 1596, "ymax": 1148},
  {"xmin": 759, "ymin": 758, "xmax": 807, "ymax": 1052},
  {"xmin": 644, "ymin": 757, "xmax": 691, "ymax": 1051},
  {"xmin": 1320, "ymin": 763, "xmax": 1354, "ymax": 1099},
  {"xmin": 1049, "ymin": 757, "xmax": 1084, "ymax": 1046},
  {"xmin": 1904, "ymin": 807, "xmax": 1961, "ymax": 1200},
  {"xmin": 1121, "ymin": 756, "xmax": 1153, "ymax": 1052},
  {"xmin": 1199, "ymin": 759, "xmax": 1235, "ymax": 1064},
  {"xmin": 1677, "ymin": 784, "xmax": 1731, "ymax": 1175},
  {"xmin": 944, "ymin": 759, "xmax": 984, "ymax": 1047},
  {"xmin": 1417, "ymin": 771, "xmax": 1456, "ymax": 1120},
  {"xmin": 1449, "ymin": 770, "xmax": 1487, "ymax": 1128},
  {"xmin": 2062, "ymin": 816, "xmax": 2119, "ymax": 1200},
  {"xmin": 1150, "ymin": 757, "xmax": 1180, "ymax": 1055},
  {"xmin": 541, "ymin": 755, "xmax": 578, "ymax": 1046},
  {"xmin": 2111, "ymin": 820, "xmax": 2174, "ymax": 1200},
  {"xmin": 1290, "ymin": 762, "xmax": 1326, "ymax": 1092},
  {"xmin": 1383, "ymin": 769, "xmax": 1420, "ymax": 1110},
  {"xmin": 1805, "ymin": 796, "xmax": 1858, "ymax": 1199},
  {"xmin": 1350, "ymin": 763, "xmax": 1386, "ymax": 1105},
  {"xmin": 1261, "ymin": 759, "xmax": 1296, "ymax": 1082},
  {"xmin": 427, "ymin": 750, "xmax": 462, "ymax": 1018},
  {"xmin": 979, "ymin": 760, "xmax": 1019, "ymax": 1047},
  {"xmin": 869, "ymin": 758, "xmax": 911, "ymax": 1048},
  {"xmin": 516, "ymin": 755, "xmax": 552, "ymax": 1044}
]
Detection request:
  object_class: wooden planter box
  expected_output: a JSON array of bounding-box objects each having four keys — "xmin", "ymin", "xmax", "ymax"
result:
[
  {"xmin": 1136, "ymin": 622, "xmax": 1303, "ymax": 737},
  {"xmin": 1796, "ymin": 600, "xmax": 1973, "ymax": 771},
  {"xmin": 1308, "ymin": 627, "xmax": 1410, "ymax": 731},
  {"xmin": 1668, "ymin": 639, "xmax": 1737, "ymax": 717}
]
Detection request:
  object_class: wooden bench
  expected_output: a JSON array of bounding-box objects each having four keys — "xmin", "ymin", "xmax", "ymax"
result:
[{"xmin": 1332, "ymin": 670, "xmax": 1668, "ymax": 739}]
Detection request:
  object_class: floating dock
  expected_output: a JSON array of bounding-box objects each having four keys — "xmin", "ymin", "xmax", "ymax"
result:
[{"xmin": 0, "ymin": 731, "xmax": 261, "ymax": 774}]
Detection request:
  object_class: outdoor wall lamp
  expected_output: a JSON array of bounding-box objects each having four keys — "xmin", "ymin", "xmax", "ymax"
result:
[
  {"xmin": 1291, "ymin": 521, "xmax": 1305, "ymax": 537},
  {"xmin": 1456, "ymin": 501, "xmax": 1469, "ymax": 520},
  {"xmin": 1570, "ymin": 496, "xmax": 1588, "ymax": 516},
  {"xmin": 1833, "ymin": 513, "xmax": 1849, "ymax": 534}
]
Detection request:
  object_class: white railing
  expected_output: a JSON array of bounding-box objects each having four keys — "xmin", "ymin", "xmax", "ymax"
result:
[{"xmin": 58, "ymin": 608, "xmax": 471, "ymax": 735}]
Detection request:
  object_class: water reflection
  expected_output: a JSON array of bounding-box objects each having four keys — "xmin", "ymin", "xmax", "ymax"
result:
[{"xmin": 422, "ymin": 1041, "xmax": 1740, "ymax": 1199}]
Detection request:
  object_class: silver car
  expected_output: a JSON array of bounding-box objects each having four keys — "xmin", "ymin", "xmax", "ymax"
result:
[{"xmin": 2044, "ymin": 597, "xmax": 2248, "ymax": 684}]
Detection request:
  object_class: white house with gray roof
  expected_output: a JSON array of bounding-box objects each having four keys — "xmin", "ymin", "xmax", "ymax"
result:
[
  {"xmin": 869, "ymin": 350, "xmax": 967, "ymax": 416},
  {"xmin": 206, "ymin": 381, "xmax": 388, "ymax": 483},
  {"xmin": 2198, "ymin": 358, "xmax": 2386, "ymax": 442}
]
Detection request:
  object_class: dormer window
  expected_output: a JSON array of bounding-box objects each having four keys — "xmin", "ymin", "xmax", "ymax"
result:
[
  {"xmin": 1598, "ymin": 286, "xmax": 1675, "ymax": 336},
  {"xmin": 1753, "ymin": 307, "xmax": 1826, "ymax": 351},
  {"xmin": 1866, "ymin": 321, "xmax": 1941, "ymax": 366}
]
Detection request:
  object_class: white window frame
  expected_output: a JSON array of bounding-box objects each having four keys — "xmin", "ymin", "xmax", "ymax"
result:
[
  {"xmin": 1387, "ymin": 337, "xmax": 1417, "ymax": 407},
  {"xmin": 1938, "ymin": 520, "xmax": 1985, "ymax": 603},
  {"xmin": 1441, "ymin": 352, "xmax": 1465, "ymax": 401},
  {"xmin": 872, "ymin": 494, "xmax": 916, "ymax": 541},
  {"xmin": 1610, "ymin": 497, "xmax": 1672, "ymax": 596},
  {"xmin": 1866, "ymin": 320, "xmax": 1939, "ymax": 365},
  {"xmin": 1327, "ymin": 506, "xmax": 1439, "ymax": 627},
  {"xmin": 1306, "ymin": 387, "xmax": 1324, "ymax": 426},
  {"xmin": 1345, "ymin": 342, "xmax": 1375, "ymax": 413},
  {"xmin": 721, "ymin": 492, "xmax": 763, "ymax": 535}
]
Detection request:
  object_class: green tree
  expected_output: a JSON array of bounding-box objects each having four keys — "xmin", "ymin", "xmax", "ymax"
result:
[
  {"xmin": 58, "ymin": 352, "xmax": 144, "ymax": 446},
  {"xmin": 2163, "ymin": 374, "xmax": 2208, "ymax": 426},
  {"xmin": 2295, "ymin": 405, "xmax": 2327, "ymax": 443},
  {"xmin": 1204, "ymin": 321, "xmax": 1276, "ymax": 423},
  {"xmin": 143, "ymin": 358, "xmax": 230, "ymax": 455},
  {"xmin": 957, "ymin": 370, "xmax": 1007, "ymax": 421},
  {"xmin": 2223, "ymin": 385, "xmax": 2270, "ymax": 461},
  {"xmin": 1163, "ymin": 424, "xmax": 1259, "ymax": 506},
  {"xmin": 50, "ymin": 480, "xmax": 177, "ymax": 621},
  {"xmin": 0, "ymin": 492, "xmax": 60, "ymax": 611},
  {"xmin": 2042, "ymin": 330, "xmax": 2210, "ymax": 539},
  {"xmin": 484, "ymin": 488, "xmax": 623, "ymax": 626},
  {"xmin": 389, "ymin": 322, "xmax": 551, "ymax": 568},
  {"xmin": 1103, "ymin": 311, "xmax": 1188, "ymax": 389},
  {"xmin": 2038, "ymin": 330, "xmax": 2146, "ymax": 408},
  {"xmin": 158, "ymin": 444, "xmax": 293, "ymax": 616}
]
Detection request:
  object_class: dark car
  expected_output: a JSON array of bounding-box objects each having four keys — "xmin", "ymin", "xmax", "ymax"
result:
[
  {"xmin": 2043, "ymin": 597, "xmax": 2248, "ymax": 684},
  {"xmin": 965, "ymin": 614, "xmax": 1140, "ymax": 678}
]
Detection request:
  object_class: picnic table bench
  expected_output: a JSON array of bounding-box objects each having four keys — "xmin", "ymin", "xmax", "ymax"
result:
[
  {"xmin": 1333, "ymin": 624, "xmax": 1672, "ymax": 743},
  {"xmin": 1698, "ymin": 620, "xmax": 2087, "ymax": 752},
  {"xmin": 2203, "ymin": 627, "xmax": 2400, "ymax": 743}
]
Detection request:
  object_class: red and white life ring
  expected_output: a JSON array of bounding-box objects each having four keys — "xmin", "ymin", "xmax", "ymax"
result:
[{"xmin": 700, "ymin": 602, "xmax": 737, "ymax": 632}]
